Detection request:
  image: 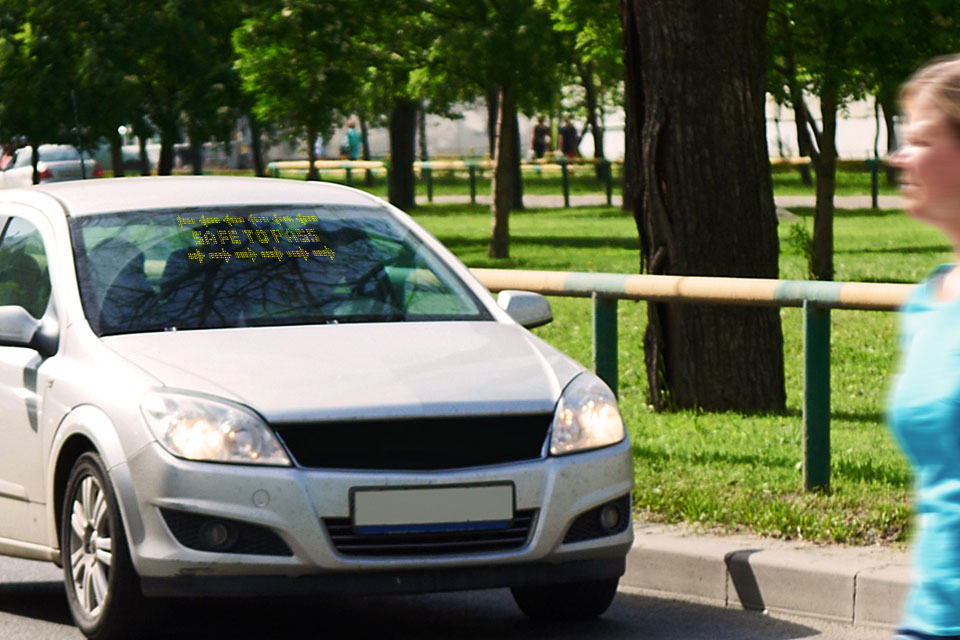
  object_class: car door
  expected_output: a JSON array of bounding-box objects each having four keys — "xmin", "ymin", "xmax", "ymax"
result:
[{"xmin": 0, "ymin": 214, "xmax": 55, "ymax": 544}]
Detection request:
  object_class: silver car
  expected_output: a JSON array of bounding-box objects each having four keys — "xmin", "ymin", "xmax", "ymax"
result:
[{"xmin": 0, "ymin": 177, "xmax": 633, "ymax": 639}]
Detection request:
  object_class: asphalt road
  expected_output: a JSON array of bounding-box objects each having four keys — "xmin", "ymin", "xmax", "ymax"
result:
[{"xmin": 0, "ymin": 556, "xmax": 893, "ymax": 640}]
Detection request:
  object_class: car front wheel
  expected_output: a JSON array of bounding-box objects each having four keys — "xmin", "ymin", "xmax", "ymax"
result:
[
  {"xmin": 510, "ymin": 577, "xmax": 620, "ymax": 620},
  {"xmin": 61, "ymin": 452, "xmax": 143, "ymax": 640}
]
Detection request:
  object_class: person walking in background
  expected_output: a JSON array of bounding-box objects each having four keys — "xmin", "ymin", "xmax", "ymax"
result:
[
  {"xmin": 345, "ymin": 119, "xmax": 362, "ymax": 161},
  {"xmin": 558, "ymin": 115, "xmax": 579, "ymax": 160},
  {"xmin": 888, "ymin": 54, "xmax": 960, "ymax": 640},
  {"xmin": 531, "ymin": 116, "xmax": 550, "ymax": 159}
]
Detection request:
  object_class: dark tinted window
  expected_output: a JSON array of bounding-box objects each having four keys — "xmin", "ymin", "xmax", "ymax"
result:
[{"xmin": 0, "ymin": 217, "xmax": 52, "ymax": 318}]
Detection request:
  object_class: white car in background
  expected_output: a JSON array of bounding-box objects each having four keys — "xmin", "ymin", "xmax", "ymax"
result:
[
  {"xmin": 0, "ymin": 176, "xmax": 632, "ymax": 640},
  {"xmin": 0, "ymin": 144, "xmax": 102, "ymax": 188}
]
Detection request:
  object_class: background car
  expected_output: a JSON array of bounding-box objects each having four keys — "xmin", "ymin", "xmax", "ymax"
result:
[
  {"xmin": 0, "ymin": 144, "xmax": 102, "ymax": 188},
  {"xmin": 0, "ymin": 177, "xmax": 632, "ymax": 640}
]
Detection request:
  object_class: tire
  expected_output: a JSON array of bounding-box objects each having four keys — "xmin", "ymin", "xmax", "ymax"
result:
[
  {"xmin": 510, "ymin": 577, "xmax": 620, "ymax": 620},
  {"xmin": 61, "ymin": 452, "xmax": 144, "ymax": 640}
]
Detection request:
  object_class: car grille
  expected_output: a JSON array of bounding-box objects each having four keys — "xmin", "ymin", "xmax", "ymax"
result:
[
  {"xmin": 323, "ymin": 509, "xmax": 537, "ymax": 556},
  {"xmin": 272, "ymin": 414, "xmax": 552, "ymax": 470}
]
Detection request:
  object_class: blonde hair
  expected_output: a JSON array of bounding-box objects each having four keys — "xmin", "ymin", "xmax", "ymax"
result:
[{"xmin": 901, "ymin": 54, "xmax": 960, "ymax": 138}]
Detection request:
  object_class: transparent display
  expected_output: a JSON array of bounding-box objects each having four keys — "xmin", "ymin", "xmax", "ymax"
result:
[{"xmin": 69, "ymin": 205, "xmax": 488, "ymax": 335}]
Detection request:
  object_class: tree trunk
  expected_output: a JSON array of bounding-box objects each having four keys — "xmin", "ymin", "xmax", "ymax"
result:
[
  {"xmin": 158, "ymin": 136, "xmax": 175, "ymax": 176},
  {"xmin": 878, "ymin": 91, "xmax": 898, "ymax": 185},
  {"xmin": 811, "ymin": 86, "xmax": 837, "ymax": 282},
  {"xmin": 306, "ymin": 123, "xmax": 319, "ymax": 181},
  {"xmin": 489, "ymin": 83, "xmax": 518, "ymax": 259},
  {"xmin": 418, "ymin": 105, "xmax": 429, "ymax": 161},
  {"xmin": 110, "ymin": 133, "xmax": 125, "ymax": 178},
  {"xmin": 512, "ymin": 109, "xmax": 524, "ymax": 211},
  {"xmin": 775, "ymin": 13, "xmax": 814, "ymax": 187},
  {"xmin": 138, "ymin": 135, "xmax": 150, "ymax": 176},
  {"xmin": 627, "ymin": 0, "xmax": 785, "ymax": 412},
  {"xmin": 579, "ymin": 62, "xmax": 606, "ymax": 179},
  {"xmin": 620, "ymin": 0, "xmax": 642, "ymax": 215},
  {"xmin": 249, "ymin": 113, "xmax": 265, "ymax": 177},
  {"xmin": 486, "ymin": 87, "xmax": 499, "ymax": 159},
  {"xmin": 30, "ymin": 144, "xmax": 40, "ymax": 185},
  {"xmin": 360, "ymin": 114, "xmax": 374, "ymax": 186},
  {"xmin": 189, "ymin": 133, "xmax": 203, "ymax": 176},
  {"xmin": 388, "ymin": 98, "xmax": 418, "ymax": 210}
]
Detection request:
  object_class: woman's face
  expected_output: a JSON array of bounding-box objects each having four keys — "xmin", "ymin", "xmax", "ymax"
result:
[{"xmin": 890, "ymin": 91, "xmax": 960, "ymax": 230}]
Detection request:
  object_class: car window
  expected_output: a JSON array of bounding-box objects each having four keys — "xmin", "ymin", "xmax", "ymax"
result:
[
  {"xmin": 69, "ymin": 205, "xmax": 490, "ymax": 336},
  {"xmin": 39, "ymin": 147, "xmax": 81, "ymax": 162},
  {"xmin": 13, "ymin": 150, "xmax": 31, "ymax": 168},
  {"xmin": 0, "ymin": 217, "xmax": 52, "ymax": 318}
]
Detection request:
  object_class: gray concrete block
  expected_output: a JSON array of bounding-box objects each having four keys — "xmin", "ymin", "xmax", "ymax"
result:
[
  {"xmin": 726, "ymin": 548, "xmax": 860, "ymax": 622},
  {"xmin": 624, "ymin": 531, "xmax": 743, "ymax": 605},
  {"xmin": 854, "ymin": 563, "xmax": 912, "ymax": 628}
]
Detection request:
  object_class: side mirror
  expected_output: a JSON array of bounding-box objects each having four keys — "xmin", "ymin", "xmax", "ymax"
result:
[
  {"xmin": 0, "ymin": 306, "xmax": 58, "ymax": 357},
  {"xmin": 497, "ymin": 290, "xmax": 553, "ymax": 329}
]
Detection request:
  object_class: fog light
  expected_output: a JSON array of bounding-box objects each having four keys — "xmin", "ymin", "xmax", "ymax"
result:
[
  {"xmin": 599, "ymin": 504, "xmax": 621, "ymax": 532},
  {"xmin": 199, "ymin": 520, "xmax": 238, "ymax": 551}
]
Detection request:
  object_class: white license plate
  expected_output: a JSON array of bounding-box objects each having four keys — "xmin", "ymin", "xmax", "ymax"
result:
[{"xmin": 353, "ymin": 484, "xmax": 514, "ymax": 533}]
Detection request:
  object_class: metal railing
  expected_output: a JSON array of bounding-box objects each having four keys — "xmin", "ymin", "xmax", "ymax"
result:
[
  {"xmin": 266, "ymin": 158, "xmax": 619, "ymax": 207},
  {"xmin": 471, "ymin": 268, "xmax": 913, "ymax": 492}
]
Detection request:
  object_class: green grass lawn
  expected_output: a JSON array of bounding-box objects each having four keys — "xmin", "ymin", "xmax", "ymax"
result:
[
  {"xmin": 771, "ymin": 165, "xmax": 901, "ymax": 197},
  {"xmin": 403, "ymin": 202, "xmax": 946, "ymax": 546}
]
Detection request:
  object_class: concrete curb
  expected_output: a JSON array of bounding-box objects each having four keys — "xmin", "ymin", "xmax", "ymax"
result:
[{"xmin": 622, "ymin": 522, "xmax": 911, "ymax": 629}]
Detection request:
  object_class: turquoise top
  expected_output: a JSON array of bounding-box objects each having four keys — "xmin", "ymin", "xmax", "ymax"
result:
[
  {"xmin": 346, "ymin": 128, "xmax": 362, "ymax": 160},
  {"xmin": 889, "ymin": 265, "xmax": 960, "ymax": 635}
]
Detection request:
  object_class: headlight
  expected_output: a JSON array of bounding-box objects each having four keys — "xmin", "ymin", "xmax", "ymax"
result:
[
  {"xmin": 550, "ymin": 372, "xmax": 625, "ymax": 455},
  {"xmin": 140, "ymin": 390, "xmax": 291, "ymax": 466}
]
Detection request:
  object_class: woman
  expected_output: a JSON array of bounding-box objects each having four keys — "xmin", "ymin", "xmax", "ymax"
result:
[{"xmin": 888, "ymin": 54, "xmax": 960, "ymax": 639}]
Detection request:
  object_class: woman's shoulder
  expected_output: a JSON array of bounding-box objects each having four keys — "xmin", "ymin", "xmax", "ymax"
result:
[{"xmin": 902, "ymin": 264, "xmax": 956, "ymax": 311}]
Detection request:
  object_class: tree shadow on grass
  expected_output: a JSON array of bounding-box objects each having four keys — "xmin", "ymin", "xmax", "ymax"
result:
[
  {"xmin": 514, "ymin": 236, "xmax": 639, "ymax": 250},
  {"xmin": 631, "ymin": 443, "xmax": 798, "ymax": 470},
  {"xmin": 841, "ymin": 245, "xmax": 951, "ymax": 256},
  {"xmin": 433, "ymin": 234, "xmax": 638, "ymax": 253},
  {"xmin": 786, "ymin": 206, "xmax": 910, "ymax": 218}
]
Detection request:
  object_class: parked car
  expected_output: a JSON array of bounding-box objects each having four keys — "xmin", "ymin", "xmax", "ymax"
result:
[
  {"xmin": 0, "ymin": 177, "xmax": 632, "ymax": 640},
  {"xmin": 0, "ymin": 144, "xmax": 102, "ymax": 188}
]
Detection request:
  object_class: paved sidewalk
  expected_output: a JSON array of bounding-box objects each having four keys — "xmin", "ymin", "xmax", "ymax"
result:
[
  {"xmin": 415, "ymin": 193, "xmax": 905, "ymax": 210},
  {"xmin": 622, "ymin": 521, "xmax": 911, "ymax": 630}
]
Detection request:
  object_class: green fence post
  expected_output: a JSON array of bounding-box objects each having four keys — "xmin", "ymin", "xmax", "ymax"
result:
[
  {"xmin": 469, "ymin": 165, "xmax": 477, "ymax": 204},
  {"xmin": 592, "ymin": 293, "xmax": 618, "ymax": 397},
  {"xmin": 425, "ymin": 166, "xmax": 433, "ymax": 203},
  {"xmin": 561, "ymin": 158, "xmax": 570, "ymax": 208},
  {"xmin": 869, "ymin": 158, "xmax": 879, "ymax": 209},
  {"xmin": 345, "ymin": 165, "xmax": 353, "ymax": 187},
  {"xmin": 803, "ymin": 300, "xmax": 831, "ymax": 491}
]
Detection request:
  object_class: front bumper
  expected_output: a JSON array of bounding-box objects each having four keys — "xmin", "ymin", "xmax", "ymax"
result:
[{"xmin": 117, "ymin": 438, "xmax": 633, "ymax": 596}]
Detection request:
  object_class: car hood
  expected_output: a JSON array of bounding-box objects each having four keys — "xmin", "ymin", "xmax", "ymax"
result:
[{"xmin": 101, "ymin": 322, "xmax": 582, "ymax": 422}]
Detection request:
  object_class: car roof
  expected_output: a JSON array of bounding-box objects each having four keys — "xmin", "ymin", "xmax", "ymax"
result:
[{"xmin": 24, "ymin": 176, "xmax": 384, "ymax": 217}]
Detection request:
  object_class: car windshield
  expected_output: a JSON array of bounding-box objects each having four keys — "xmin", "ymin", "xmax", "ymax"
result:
[
  {"xmin": 41, "ymin": 147, "xmax": 82, "ymax": 162},
  {"xmin": 69, "ymin": 204, "xmax": 490, "ymax": 336}
]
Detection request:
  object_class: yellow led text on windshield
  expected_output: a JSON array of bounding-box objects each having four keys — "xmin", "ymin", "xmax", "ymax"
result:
[{"xmin": 176, "ymin": 212, "xmax": 336, "ymax": 264}]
